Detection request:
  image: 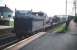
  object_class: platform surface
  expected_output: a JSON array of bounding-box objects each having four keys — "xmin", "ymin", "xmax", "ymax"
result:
[
  {"xmin": 0, "ymin": 25, "xmax": 13, "ymax": 29},
  {"xmin": 20, "ymin": 32, "xmax": 77, "ymax": 50}
]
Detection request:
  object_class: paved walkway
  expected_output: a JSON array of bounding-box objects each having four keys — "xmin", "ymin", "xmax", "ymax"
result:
[
  {"xmin": 19, "ymin": 21, "xmax": 77, "ymax": 50},
  {"xmin": 19, "ymin": 32, "xmax": 77, "ymax": 50},
  {"xmin": 69, "ymin": 20, "xmax": 77, "ymax": 33}
]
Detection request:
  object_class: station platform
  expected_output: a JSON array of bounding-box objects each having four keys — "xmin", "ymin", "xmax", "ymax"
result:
[
  {"xmin": 4, "ymin": 32, "xmax": 47, "ymax": 50},
  {"xmin": 4, "ymin": 31, "xmax": 77, "ymax": 50},
  {"xmin": 0, "ymin": 25, "xmax": 13, "ymax": 29},
  {"xmin": 0, "ymin": 25, "xmax": 13, "ymax": 39}
]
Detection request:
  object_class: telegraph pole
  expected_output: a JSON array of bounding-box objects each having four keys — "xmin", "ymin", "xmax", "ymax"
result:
[
  {"xmin": 66, "ymin": 0, "xmax": 67, "ymax": 17},
  {"xmin": 65, "ymin": 0, "xmax": 68, "ymax": 30},
  {"xmin": 74, "ymin": 0, "xmax": 76, "ymax": 16}
]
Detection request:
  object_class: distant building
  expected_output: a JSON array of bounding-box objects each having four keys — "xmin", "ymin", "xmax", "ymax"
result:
[
  {"xmin": 0, "ymin": 5, "xmax": 13, "ymax": 26},
  {"xmin": 55, "ymin": 15, "xmax": 68, "ymax": 22},
  {"xmin": 0, "ymin": 5, "xmax": 13, "ymax": 20}
]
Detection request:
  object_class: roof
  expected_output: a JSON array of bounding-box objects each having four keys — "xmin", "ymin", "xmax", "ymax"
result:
[{"xmin": 0, "ymin": 6, "xmax": 13, "ymax": 12}]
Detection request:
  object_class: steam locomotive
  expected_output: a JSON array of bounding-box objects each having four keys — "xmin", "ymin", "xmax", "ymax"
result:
[{"xmin": 14, "ymin": 10, "xmax": 46, "ymax": 39}]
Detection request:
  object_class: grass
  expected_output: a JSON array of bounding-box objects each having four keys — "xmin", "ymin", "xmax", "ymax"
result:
[{"xmin": 53, "ymin": 23, "xmax": 68, "ymax": 33}]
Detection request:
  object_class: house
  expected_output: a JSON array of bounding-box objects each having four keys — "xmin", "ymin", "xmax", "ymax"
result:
[
  {"xmin": 0, "ymin": 5, "xmax": 13, "ymax": 26},
  {"xmin": 0, "ymin": 5, "xmax": 13, "ymax": 19}
]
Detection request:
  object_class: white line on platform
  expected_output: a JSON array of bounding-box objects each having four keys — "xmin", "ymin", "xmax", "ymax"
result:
[{"xmin": 4, "ymin": 32, "xmax": 47, "ymax": 50}]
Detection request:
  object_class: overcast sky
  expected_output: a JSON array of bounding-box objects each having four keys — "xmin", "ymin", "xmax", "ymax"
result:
[{"xmin": 0, "ymin": 0, "xmax": 73, "ymax": 17}]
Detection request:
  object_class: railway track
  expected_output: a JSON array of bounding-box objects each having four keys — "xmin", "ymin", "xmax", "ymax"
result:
[{"xmin": 0, "ymin": 34, "xmax": 18, "ymax": 49}]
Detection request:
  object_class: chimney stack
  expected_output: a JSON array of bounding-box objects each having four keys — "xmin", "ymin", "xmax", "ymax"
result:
[{"xmin": 5, "ymin": 4, "xmax": 6, "ymax": 7}]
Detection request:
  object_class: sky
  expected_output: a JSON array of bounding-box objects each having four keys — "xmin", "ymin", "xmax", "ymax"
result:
[{"xmin": 0, "ymin": 0, "xmax": 74, "ymax": 17}]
